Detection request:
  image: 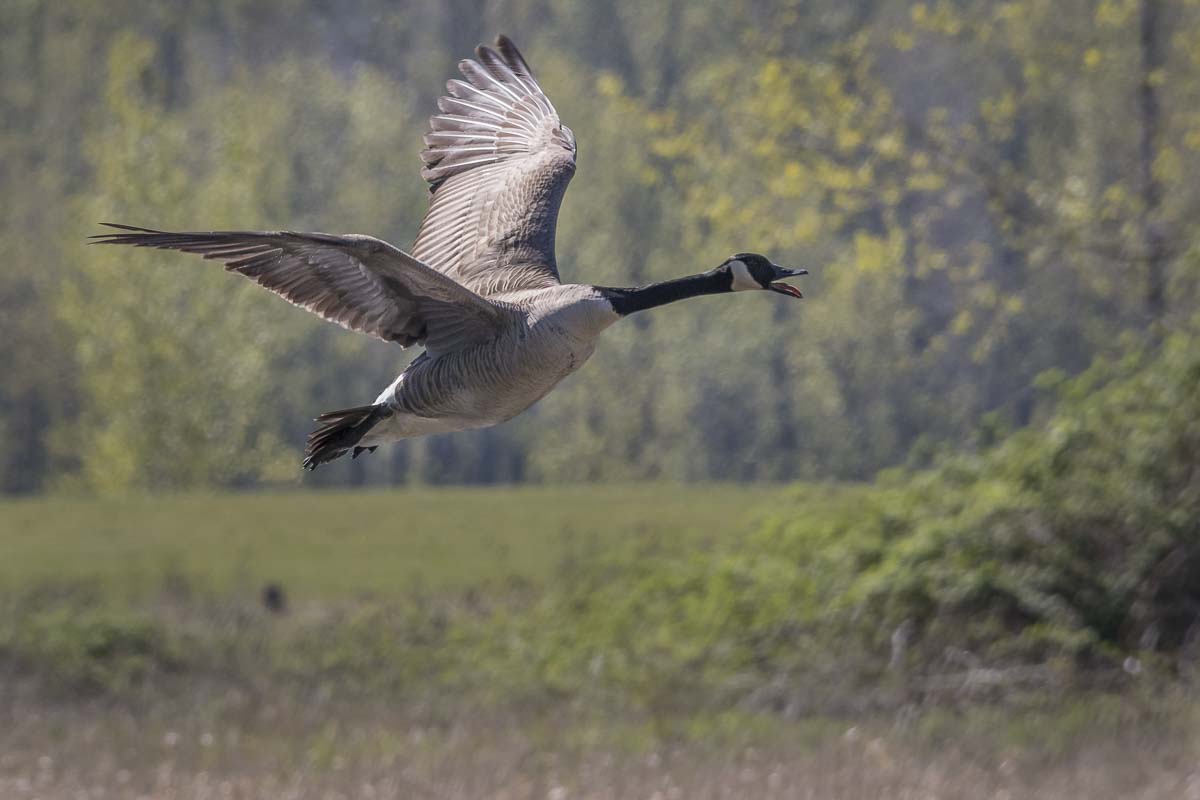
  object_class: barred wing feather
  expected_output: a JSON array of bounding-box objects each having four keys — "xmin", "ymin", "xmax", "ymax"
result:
[
  {"xmin": 89, "ymin": 224, "xmax": 508, "ymax": 354},
  {"xmin": 413, "ymin": 36, "xmax": 577, "ymax": 297}
]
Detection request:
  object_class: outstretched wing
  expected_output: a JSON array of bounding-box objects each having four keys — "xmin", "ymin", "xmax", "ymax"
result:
[
  {"xmin": 90, "ymin": 224, "xmax": 509, "ymax": 354},
  {"xmin": 413, "ymin": 35, "xmax": 577, "ymax": 298}
]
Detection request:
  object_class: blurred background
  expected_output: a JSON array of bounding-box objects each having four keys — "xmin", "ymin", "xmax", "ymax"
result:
[{"xmin": 3, "ymin": 0, "xmax": 1200, "ymax": 797}]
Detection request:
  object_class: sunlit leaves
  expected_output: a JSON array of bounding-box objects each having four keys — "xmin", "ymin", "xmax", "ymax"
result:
[{"xmin": 5, "ymin": 0, "xmax": 1200, "ymax": 489}]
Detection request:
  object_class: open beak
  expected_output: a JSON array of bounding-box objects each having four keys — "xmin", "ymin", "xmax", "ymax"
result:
[
  {"xmin": 769, "ymin": 282, "xmax": 804, "ymax": 299},
  {"xmin": 768, "ymin": 266, "xmax": 807, "ymax": 299}
]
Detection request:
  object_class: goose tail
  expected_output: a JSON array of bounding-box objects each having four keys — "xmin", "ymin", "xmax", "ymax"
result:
[{"xmin": 302, "ymin": 404, "xmax": 390, "ymax": 471}]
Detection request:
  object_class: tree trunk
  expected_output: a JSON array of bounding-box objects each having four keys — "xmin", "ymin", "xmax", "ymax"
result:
[{"xmin": 1138, "ymin": 0, "xmax": 1167, "ymax": 323}]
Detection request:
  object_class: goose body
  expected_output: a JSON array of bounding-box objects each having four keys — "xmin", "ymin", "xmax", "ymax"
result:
[
  {"xmin": 92, "ymin": 36, "xmax": 805, "ymax": 469},
  {"xmin": 366, "ymin": 284, "xmax": 618, "ymax": 442}
]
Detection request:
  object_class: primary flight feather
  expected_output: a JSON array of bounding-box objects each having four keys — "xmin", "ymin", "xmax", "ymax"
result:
[{"xmin": 91, "ymin": 35, "xmax": 807, "ymax": 470}]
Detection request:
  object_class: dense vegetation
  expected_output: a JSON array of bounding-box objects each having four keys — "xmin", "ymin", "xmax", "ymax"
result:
[
  {"xmin": 4, "ymin": 0, "xmax": 1200, "ymax": 491},
  {"xmin": 4, "ymin": 5, "xmax": 1199, "ymax": 794},
  {"xmin": 4, "ymin": 327, "xmax": 1196, "ymax": 710},
  {"xmin": 506, "ymin": 326, "xmax": 1200, "ymax": 714}
]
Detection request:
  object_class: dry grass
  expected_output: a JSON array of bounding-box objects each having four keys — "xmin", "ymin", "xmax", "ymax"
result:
[{"xmin": 2, "ymin": 678, "xmax": 1198, "ymax": 800}]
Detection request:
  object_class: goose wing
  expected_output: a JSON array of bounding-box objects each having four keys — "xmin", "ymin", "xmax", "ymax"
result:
[
  {"xmin": 413, "ymin": 35, "xmax": 577, "ymax": 298},
  {"xmin": 90, "ymin": 224, "xmax": 509, "ymax": 354}
]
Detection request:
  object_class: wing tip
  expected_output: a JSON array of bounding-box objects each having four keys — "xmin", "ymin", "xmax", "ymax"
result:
[
  {"xmin": 494, "ymin": 34, "xmax": 527, "ymax": 70},
  {"xmin": 89, "ymin": 222, "xmax": 162, "ymax": 243},
  {"xmin": 472, "ymin": 35, "xmax": 536, "ymax": 88},
  {"xmin": 420, "ymin": 35, "xmax": 567, "ymax": 191}
]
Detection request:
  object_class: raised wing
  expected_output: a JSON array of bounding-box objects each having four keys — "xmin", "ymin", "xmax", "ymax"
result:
[
  {"xmin": 413, "ymin": 35, "xmax": 577, "ymax": 298},
  {"xmin": 90, "ymin": 224, "xmax": 508, "ymax": 354}
]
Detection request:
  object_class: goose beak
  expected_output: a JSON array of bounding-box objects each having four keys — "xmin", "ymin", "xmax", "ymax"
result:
[
  {"xmin": 769, "ymin": 265, "xmax": 807, "ymax": 299},
  {"xmin": 769, "ymin": 282, "xmax": 804, "ymax": 299}
]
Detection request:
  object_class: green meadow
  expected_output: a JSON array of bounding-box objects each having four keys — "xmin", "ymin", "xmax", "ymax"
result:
[
  {"xmin": 1, "ymin": 481, "xmax": 1196, "ymax": 800},
  {"xmin": 0, "ymin": 484, "xmax": 783, "ymax": 598}
]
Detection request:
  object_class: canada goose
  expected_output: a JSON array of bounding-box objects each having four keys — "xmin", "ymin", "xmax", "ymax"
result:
[{"xmin": 92, "ymin": 36, "xmax": 806, "ymax": 470}]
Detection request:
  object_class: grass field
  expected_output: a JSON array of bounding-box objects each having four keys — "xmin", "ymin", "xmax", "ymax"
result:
[
  {"xmin": 0, "ymin": 484, "xmax": 784, "ymax": 597},
  {"xmin": 2, "ymin": 484, "xmax": 1198, "ymax": 799}
]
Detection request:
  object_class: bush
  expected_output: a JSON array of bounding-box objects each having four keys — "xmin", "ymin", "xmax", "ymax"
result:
[
  {"xmin": 2, "ymin": 605, "xmax": 181, "ymax": 692},
  {"xmin": 490, "ymin": 325, "xmax": 1200, "ymax": 711},
  {"xmin": 859, "ymin": 326, "xmax": 1200, "ymax": 670}
]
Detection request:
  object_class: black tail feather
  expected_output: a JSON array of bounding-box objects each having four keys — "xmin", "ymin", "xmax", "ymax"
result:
[{"xmin": 303, "ymin": 405, "xmax": 389, "ymax": 471}]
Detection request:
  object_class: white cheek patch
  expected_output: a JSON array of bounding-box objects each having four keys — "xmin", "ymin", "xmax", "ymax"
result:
[{"xmin": 729, "ymin": 259, "xmax": 760, "ymax": 292}]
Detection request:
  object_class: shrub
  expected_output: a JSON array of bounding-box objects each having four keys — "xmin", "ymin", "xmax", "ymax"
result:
[
  {"xmin": 492, "ymin": 325, "xmax": 1200, "ymax": 711},
  {"xmin": 859, "ymin": 326, "xmax": 1200, "ymax": 670},
  {"xmin": 2, "ymin": 605, "xmax": 181, "ymax": 692}
]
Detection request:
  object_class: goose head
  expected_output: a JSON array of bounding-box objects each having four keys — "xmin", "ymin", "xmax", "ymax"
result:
[{"xmin": 722, "ymin": 253, "xmax": 807, "ymax": 298}]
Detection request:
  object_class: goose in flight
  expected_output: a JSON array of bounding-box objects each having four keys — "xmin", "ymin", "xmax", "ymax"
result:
[{"xmin": 92, "ymin": 36, "xmax": 806, "ymax": 470}]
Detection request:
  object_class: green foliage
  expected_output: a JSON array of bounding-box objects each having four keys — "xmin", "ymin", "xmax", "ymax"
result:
[
  {"xmin": 2, "ymin": 602, "xmax": 180, "ymax": 692},
  {"xmin": 270, "ymin": 600, "xmax": 458, "ymax": 694},
  {"xmin": 859, "ymin": 325, "xmax": 1200, "ymax": 665},
  {"xmin": 473, "ymin": 327, "xmax": 1200, "ymax": 710},
  {"xmin": 4, "ymin": 0, "xmax": 1200, "ymax": 490}
]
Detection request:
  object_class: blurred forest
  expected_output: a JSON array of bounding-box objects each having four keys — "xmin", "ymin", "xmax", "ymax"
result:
[{"xmin": 4, "ymin": 0, "xmax": 1200, "ymax": 493}]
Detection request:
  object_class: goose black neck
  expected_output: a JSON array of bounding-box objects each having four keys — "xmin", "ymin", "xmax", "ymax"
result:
[{"xmin": 601, "ymin": 269, "xmax": 732, "ymax": 316}]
